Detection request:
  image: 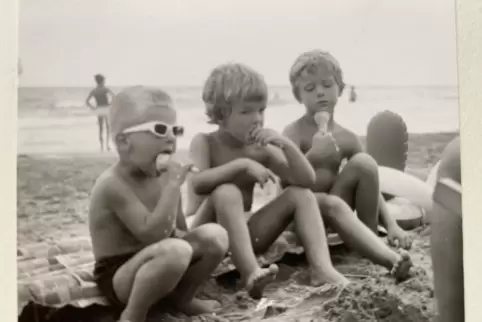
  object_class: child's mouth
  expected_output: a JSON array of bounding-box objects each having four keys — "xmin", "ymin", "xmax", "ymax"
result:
[
  {"xmin": 316, "ymin": 100, "xmax": 329, "ymax": 107},
  {"xmin": 246, "ymin": 126, "xmax": 261, "ymax": 144}
]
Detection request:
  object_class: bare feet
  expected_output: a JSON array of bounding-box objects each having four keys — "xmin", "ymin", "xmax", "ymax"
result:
[
  {"xmin": 175, "ymin": 298, "xmax": 221, "ymax": 316},
  {"xmin": 246, "ymin": 264, "xmax": 279, "ymax": 299},
  {"xmin": 310, "ymin": 269, "xmax": 350, "ymax": 287},
  {"xmin": 390, "ymin": 249, "xmax": 412, "ymax": 281}
]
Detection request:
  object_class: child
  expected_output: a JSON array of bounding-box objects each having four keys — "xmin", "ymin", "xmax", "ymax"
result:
[
  {"xmin": 187, "ymin": 62, "xmax": 349, "ymax": 300},
  {"xmin": 281, "ymin": 50, "xmax": 412, "ymax": 278},
  {"xmin": 85, "ymin": 74, "xmax": 115, "ymax": 151},
  {"xmin": 88, "ymin": 86, "xmax": 229, "ymax": 322}
]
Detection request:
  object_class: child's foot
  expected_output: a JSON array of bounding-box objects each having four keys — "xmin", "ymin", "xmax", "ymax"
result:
[
  {"xmin": 311, "ymin": 270, "xmax": 350, "ymax": 287},
  {"xmin": 390, "ymin": 249, "xmax": 412, "ymax": 281},
  {"xmin": 246, "ymin": 264, "xmax": 279, "ymax": 299},
  {"xmin": 176, "ymin": 298, "xmax": 221, "ymax": 316}
]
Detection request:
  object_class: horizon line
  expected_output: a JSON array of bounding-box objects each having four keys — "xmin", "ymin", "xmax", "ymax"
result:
[{"xmin": 18, "ymin": 84, "xmax": 459, "ymax": 89}]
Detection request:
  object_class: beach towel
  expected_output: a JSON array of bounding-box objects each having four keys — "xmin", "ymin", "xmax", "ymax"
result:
[{"xmin": 17, "ymin": 230, "xmax": 308, "ymax": 318}]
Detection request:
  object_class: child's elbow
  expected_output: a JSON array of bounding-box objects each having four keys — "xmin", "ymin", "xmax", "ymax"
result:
[{"xmin": 190, "ymin": 177, "xmax": 212, "ymax": 195}]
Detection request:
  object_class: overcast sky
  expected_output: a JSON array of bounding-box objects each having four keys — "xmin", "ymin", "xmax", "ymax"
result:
[{"xmin": 19, "ymin": 0, "xmax": 457, "ymax": 87}]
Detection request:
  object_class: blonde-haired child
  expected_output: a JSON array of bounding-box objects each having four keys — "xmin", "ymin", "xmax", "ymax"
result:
[
  {"xmin": 282, "ymin": 50, "xmax": 412, "ymax": 280},
  {"xmin": 186, "ymin": 62, "xmax": 349, "ymax": 299},
  {"xmin": 89, "ymin": 86, "xmax": 229, "ymax": 321}
]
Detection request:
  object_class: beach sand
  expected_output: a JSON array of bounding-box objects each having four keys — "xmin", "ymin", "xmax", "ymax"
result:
[{"xmin": 17, "ymin": 132, "xmax": 457, "ymax": 322}]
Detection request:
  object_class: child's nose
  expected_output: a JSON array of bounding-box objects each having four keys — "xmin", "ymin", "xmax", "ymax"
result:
[
  {"xmin": 166, "ymin": 129, "xmax": 177, "ymax": 140},
  {"xmin": 253, "ymin": 111, "xmax": 264, "ymax": 123},
  {"xmin": 316, "ymin": 86, "xmax": 325, "ymax": 97}
]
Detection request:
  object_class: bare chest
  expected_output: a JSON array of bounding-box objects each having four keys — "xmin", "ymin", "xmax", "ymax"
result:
[
  {"xmin": 299, "ymin": 127, "xmax": 353, "ymax": 160},
  {"xmin": 129, "ymin": 179, "xmax": 163, "ymax": 212}
]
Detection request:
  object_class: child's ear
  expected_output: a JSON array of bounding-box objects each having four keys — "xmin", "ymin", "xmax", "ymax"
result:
[{"xmin": 338, "ymin": 83, "xmax": 345, "ymax": 97}]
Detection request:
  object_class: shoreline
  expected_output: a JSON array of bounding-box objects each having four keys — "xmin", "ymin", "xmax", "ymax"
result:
[{"xmin": 17, "ymin": 131, "xmax": 457, "ymax": 159}]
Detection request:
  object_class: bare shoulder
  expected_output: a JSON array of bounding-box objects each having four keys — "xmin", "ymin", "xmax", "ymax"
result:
[
  {"xmin": 90, "ymin": 167, "xmax": 125, "ymax": 211},
  {"xmin": 334, "ymin": 124, "xmax": 359, "ymax": 141},
  {"xmin": 282, "ymin": 119, "xmax": 302, "ymax": 136},
  {"xmin": 282, "ymin": 119, "xmax": 304, "ymax": 144},
  {"xmin": 333, "ymin": 124, "xmax": 363, "ymax": 156},
  {"xmin": 189, "ymin": 132, "xmax": 210, "ymax": 149}
]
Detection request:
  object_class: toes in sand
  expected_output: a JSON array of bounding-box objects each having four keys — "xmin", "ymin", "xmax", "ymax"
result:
[
  {"xmin": 390, "ymin": 250, "xmax": 413, "ymax": 282},
  {"xmin": 311, "ymin": 270, "xmax": 350, "ymax": 288},
  {"xmin": 246, "ymin": 264, "xmax": 279, "ymax": 300}
]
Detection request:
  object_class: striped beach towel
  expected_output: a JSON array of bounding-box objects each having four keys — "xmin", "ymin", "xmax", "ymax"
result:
[{"xmin": 17, "ymin": 230, "xmax": 308, "ymax": 317}]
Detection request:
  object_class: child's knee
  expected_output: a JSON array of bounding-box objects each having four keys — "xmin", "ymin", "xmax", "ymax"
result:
[
  {"xmin": 155, "ymin": 239, "xmax": 193, "ymax": 271},
  {"xmin": 212, "ymin": 184, "xmax": 243, "ymax": 203},
  {"xmin": 284, "ymin": 186, "xmax": 317, "ymax": 205},
  {"xmin": 195, "ymin": 223, "xmax": 229, "ymax": 255},
  {"xmin": 348, "ymin": 153, "xmax": 378, "ymax": 177},
  {"xmin": 325, "ymin": 195, "xmax": 353, "ymax": 220}
]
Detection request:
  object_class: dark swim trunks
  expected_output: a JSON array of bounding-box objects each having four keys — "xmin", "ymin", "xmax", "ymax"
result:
[{"xmin": 93, "ymin": 252, "xmax": 137, "ymax": 309}]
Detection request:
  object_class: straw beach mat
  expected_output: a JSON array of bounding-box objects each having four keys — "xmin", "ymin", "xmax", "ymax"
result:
[{"xmin": 17, "ymin": 230, "xmax": 309, "ymax": 321}]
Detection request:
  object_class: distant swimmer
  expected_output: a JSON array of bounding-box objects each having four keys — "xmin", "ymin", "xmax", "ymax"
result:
[
  {"xmin": 349, "ymin": 85, "xmax": 357, "ymax": 102},
  {"xmin": 85, "ymin": 74, "xmax": 115, "ymax": 151}
]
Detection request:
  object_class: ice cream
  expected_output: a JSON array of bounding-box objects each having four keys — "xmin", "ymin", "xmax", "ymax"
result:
[
  {"xmin": 156, "ymin": 154, "xmax": 199, "ymax": 176},
  {"xmin": 314, "ymin": 111, "xmax": 331, "ymax": 134}
]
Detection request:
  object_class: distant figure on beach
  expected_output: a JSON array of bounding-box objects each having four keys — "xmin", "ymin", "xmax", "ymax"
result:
[
  {"xmin": 187, "ymin": 62, "xmax": 350, "ymax": 299},
  {"xmin": 282, "ymin": 50, "xmax": 413, "ymax": 278},
  {"xmin": 85, "ymin": 74, "xmax": 115, "ymax": 151},
  {"xmin": 88, "ymin": 86, "xmax": 228, "ymax": 321},
  {"xmin": 349, "ymin": 85, "xmax": 357, "ymax": 102},
  {"xmin": 430, "ymin": 136, "xmax": 463, "ymax": 322}
]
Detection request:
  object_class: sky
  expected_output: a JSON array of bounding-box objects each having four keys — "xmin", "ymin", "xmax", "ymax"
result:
[{"xmin": 19, "ymin": 0, "xmax": 458, "ymax": 87}]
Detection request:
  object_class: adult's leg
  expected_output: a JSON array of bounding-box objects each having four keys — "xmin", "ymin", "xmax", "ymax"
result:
[
  {"xmin": 97, "ymin": 116, "xmax": 105, "ymax": 151},
  {"xmin": 103, "ymin": 116, "xmax": 111, "ymax": 151},
  {"xmin": 315, "ymin": 193, "xmax": 411, "ymax": 280},
  {"xmin": 431, "ymin": 137, "xmax": 463, "ymax": 322},
  {"xmin": 168, "ymin": 223, "xmax": 229, "ymax": 315},
  {"xmin": 331, "ymin": 153, "xmax": 380, "ymax": 232},
  {"xmin": 211, "ymin": 184, "xmax": 278, "ymax": 299},
  {"xmin": 112, "ymin": 239, "xmax": 193, "ymax": 322},
  {"xmin": 248, "ymin": 186, "xmax": 348, "ymax": 287}
]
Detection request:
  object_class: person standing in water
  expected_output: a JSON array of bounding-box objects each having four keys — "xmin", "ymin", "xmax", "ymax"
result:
[
  {"xmin": 349, "ymin": 85, "xmax": 357, "ymax": 102},
  {"xmin": 86, "ymin": 74, "xmax": 115, "ymax": 151}
]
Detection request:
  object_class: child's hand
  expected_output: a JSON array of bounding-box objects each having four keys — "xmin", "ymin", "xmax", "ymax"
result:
[
  {"xmin": 248, "ymin": 128, "xmax": 288, "ymax": 149},
  {"xmin": 159, "ymin": 160, "xmax": 193, "ymax": 186},
  {"xmin": 387, "ymin": 226, "xmax": 413, "ymax": 250},
  {"xmin": 244, "ymin": 159, "xmax": 277, "ymax": 188},
  {"xmin": 311, "ymin": 131, "xmax": 340, "ymax": 157}
]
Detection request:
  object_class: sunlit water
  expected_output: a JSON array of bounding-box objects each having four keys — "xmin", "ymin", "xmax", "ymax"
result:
[{"xmin": 18, "ymin": 86, "xmax": 459, "ymax": 155}]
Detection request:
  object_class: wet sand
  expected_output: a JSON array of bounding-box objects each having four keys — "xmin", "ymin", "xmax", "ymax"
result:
[{"xmin": 17, "ymin": 132, "xmax": 457, "ymax": 321}]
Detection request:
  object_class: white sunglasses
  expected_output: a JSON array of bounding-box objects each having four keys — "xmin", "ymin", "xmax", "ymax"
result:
[{"xmin": 122, "ymin": 121, "xmax": 184, "ymax": 138}]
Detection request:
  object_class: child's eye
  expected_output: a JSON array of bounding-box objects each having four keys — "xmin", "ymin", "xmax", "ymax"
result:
[
  {"xmin": 304, "ymin": 84, "xmax": 315, "ymax": 92},
  {"xmin": 322, "ymin": 79, "xmax": 334, "ymax": 88}
]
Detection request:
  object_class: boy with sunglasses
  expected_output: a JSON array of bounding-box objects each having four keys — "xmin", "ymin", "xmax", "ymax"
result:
[
  {"xmin": 186, "ymin": 63, "xmax": 349, "ymax": 300},
  {"xmin": 281, "ymin": 50, "xmax": 412, "ymax": 279},
  {"xmin": 88, "ymin": 86, "xmax": 229, "ymax": 322}
]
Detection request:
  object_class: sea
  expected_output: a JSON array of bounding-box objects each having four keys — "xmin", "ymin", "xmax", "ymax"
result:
[{"xmin": 17, "ymin": 86, "xmax": 460, "ymax": 155}]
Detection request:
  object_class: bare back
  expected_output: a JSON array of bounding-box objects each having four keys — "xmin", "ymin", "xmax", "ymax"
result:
[{"xmin": 91, "ymin": 86, "xmax": 111, "ymax": 107}]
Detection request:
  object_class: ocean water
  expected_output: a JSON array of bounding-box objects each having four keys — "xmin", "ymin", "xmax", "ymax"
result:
[{"xmin": 17, "ymin": 86, "xmax": 459, "ymax": 155}]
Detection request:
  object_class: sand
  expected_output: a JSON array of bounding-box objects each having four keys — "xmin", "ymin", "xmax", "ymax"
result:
[{"xmin": 17, "ymin": 132, "xmax": 457, "ymax": 322}]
